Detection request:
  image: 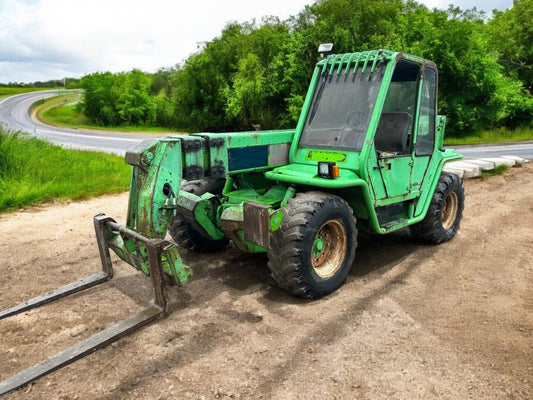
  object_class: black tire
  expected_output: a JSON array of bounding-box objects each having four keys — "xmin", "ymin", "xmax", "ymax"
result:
[
  {"xmin": 410, "ymin": 172, "xmax": 464, "ymax": 244},
  {"xmin": 168, "ymin": 179, "xmax": 229, "ymax": 252},
  {"xmin": 266, "ymin": 192, "xmax": 357, "ymax": 299}
]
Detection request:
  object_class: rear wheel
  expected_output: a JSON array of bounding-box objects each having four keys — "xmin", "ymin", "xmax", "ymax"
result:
[
  {"xmin": 410, "ymin": 172, "xmax": 464, "ymax": 243},
  {"xmin": 267, "ymin": 192, "xmax": 357, "ymax": 299},
  {"xmin": 168, "ymin": 179, "xmax": 229, "ymax": 252}
]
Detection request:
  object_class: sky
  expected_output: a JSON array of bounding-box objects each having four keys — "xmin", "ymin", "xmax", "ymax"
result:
[{"xmin": 0, "ymin": 0, "xmax": 514, "ymax": 84}]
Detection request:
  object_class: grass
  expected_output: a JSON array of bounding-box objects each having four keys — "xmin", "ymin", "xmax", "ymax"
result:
[
  {"xmin": 0, "ymin": 92, "xmax": 178, "ymax": 213},
  {"xmin": 481, "ymin": 164, "xmax": 509, "ymax": 178},
  {"xmin": 0, "ymin": 86, "xmax": 59, "ymax": 101},
  {"xmin": 0, "ymin": 129, "xmax": 131, "ymax": 213},
  {"xmin": 444, "ymin": 127, "xmax": 533, "ymax": 146},
  {"xmin": 37, "ymin": 92, "xmax": 93, "ymax": 127},
  {"xmin": 37, "ymin": 94, "xmax": 179, "ymax": 134}
]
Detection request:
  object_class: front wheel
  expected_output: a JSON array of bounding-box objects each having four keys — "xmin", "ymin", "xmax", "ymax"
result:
[
  {"xmin": 266, "ymin": 192, "xmax": 357, "ymax": 299},
  {"xmin": 410, "ymin": 172, "xmax": 465, "ymax": 243}
]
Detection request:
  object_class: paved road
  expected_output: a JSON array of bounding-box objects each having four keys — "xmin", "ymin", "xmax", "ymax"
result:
[
  {"xmin": 1, "ymin": 89, "xmax": 532, "ymax": 159},
  {"xmin": 0, "ymin": 90, "xmax": 164, "ymax": 155},
  {"xmin": 452, "ymin": 142, "xmax": 533, "ymax": 161}
]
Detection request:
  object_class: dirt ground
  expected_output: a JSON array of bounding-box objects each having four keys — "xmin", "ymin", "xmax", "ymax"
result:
[{"xmin": 1, "ymin": 164, "xmax": 532, "ymax": 400}]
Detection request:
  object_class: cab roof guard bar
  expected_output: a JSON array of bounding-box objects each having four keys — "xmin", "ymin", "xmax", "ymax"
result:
[{"xmin": 320, "ymin": 49, "xmax": 394, "ymax": 75}]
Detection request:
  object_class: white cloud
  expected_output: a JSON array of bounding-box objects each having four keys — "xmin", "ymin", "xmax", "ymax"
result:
[
  {"xmin": 0, "ymin": 0, "xmax": 515, "ymax": 83},
  {"xmin": 0, "ymin": 0, "xmax": 314, "ymax": 83},
  {"xmin": 420, "ymin": 0, "xmax": 513, "ymax": 12}
]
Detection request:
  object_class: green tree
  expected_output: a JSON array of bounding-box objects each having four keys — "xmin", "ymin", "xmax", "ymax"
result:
[
  {"xmin": 79, "ymin": 72, "xmax": 119, "ymax": 126},
  {"xmin": 487, "ymin": 0, "xmax": 533, "ymax": 92},
  {"xmin": 149, "ymin": 67, "xmax": 176, "ymax": 96},
  {"xmin": 417, "ymin": 5, "xmax": 532, "ymax": 132},
  {"xmin": 80, "ymin": 70, "xmax": 156, "ymax": 127},
  {"xmin": 114, "ymin": 70, "xmax": 155, "ymax": 126},
  {"xmin": 225, "ymin": 53, "xmax": 267, "ymax": 129},
  {"xmin": 170, "ymin": 23, "xmax": 246, "ymax": 131},
  {"xmin": 308, "ymin": 0, "xmax": 404, "ymax": 51},
  {"xmin": 171, "ymin": 52, "xmax": 229, "ymax": 131},
  {"xmin": 76, "ymin": 0, "xmax": 533, "ymax": 134},
  {"xmin": 149, "ymin": 68, "xmax": 178, "ymax": 128},
  {"xmin": 172, "ymin": 19, "xmax": 292, "ymax": 131}
]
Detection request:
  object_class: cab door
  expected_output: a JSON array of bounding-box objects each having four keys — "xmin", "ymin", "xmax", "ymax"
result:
[
  {"xmin": 369, "ymin": 59, "xmax": 419, "ymax": 201},
  {"xmin": 410, "ymin": 66, "xmax": 437, "ymax": 197},
  {"xmin": 369, "ymin": 61, "xmax": 437, "ymax": 202}
]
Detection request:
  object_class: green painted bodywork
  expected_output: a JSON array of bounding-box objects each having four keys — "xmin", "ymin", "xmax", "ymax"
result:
[
  {"xmin": 103, "ymin": 49, "xmax": 462, "ymax": 284},
  {"xmin": 103, "ymin": 138, "xmax": 193, "ymax": 284}
]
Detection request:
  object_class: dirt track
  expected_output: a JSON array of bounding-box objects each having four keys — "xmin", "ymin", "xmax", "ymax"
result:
[{"xmin": 1, "ymin": 164, "xmax": 532, "ymax": 400}]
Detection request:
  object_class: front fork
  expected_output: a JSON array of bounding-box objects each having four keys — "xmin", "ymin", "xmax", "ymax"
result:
[{"xmin": 0, "ymin": 138, "xmax": 192, "ymax": 395}]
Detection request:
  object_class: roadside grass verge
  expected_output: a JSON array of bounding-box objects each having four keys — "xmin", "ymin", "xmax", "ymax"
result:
[
  {"xmin": 444, "ymin": 127, "xmax": 533, "ymax": 145},
  {"xmin": 481, "ymin": 164, "xmax": 509, "ymax": 179},
  {"xmin": 0, "ymin": 129, "xmax": 130, "ymax": 213},
  {"xmin": 38, "ymin": 92, "xmax": 93, "ymax": 127},
  {"xmin": 37, "ymin": 94, "xmax": 179, "ymax": 134},
  {"xmin": 0, "ymin": 86, "xmax": 59, "ymax": 101}
]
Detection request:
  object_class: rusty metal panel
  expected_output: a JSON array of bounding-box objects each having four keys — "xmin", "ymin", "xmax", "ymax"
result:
[
  {"xmin": 269, "ymin": 143, "xmax": 290, "ymax": 166},
  {"xmin": 243, "ymin": 201, "xmax": 271, "ymax": 249}
]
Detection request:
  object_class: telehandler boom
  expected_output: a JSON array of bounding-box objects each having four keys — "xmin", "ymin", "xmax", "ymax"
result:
[{"xmin": 0, "ymin": 48, "xmax": 463, "ymax": 395}]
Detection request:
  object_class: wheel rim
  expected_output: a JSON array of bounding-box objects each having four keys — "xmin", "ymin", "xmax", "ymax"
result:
[
  {"xmin": 311, "ymin": 219, "xmax": 347, "ymax": 279},
  {"xmin": 441, "ymin": 191, "xmax": 459, "ymax": 230}
]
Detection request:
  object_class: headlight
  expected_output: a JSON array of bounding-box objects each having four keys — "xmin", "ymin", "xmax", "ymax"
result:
[{"xmin": 317, "ymin": 162, "xmax": 340, "ymax": 179}]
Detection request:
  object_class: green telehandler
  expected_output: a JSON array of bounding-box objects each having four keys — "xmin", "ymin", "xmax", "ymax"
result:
[{"xmin": 0, "ymin": 47, "xmax": 464, "ymax": 394}]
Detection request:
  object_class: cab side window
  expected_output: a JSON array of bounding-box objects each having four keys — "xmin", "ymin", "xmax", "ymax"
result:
[
  {"xmin": 375, "ymin": 60, "xmax": 419, "ymax": 156},
  {"xmin": 416, "ymin": 67, "xmax": 436, "ymax": 155}
]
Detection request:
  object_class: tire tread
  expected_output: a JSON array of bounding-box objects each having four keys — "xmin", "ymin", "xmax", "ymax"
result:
[
  {"xmin": 267, "ymin": 192, "xmax": 357, "ymax": 299},
  {"xmin": 410, "ymin": 172, "xmax": 464, "ymax": 243}
]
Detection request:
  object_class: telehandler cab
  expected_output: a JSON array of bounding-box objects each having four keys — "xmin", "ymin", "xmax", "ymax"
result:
[{"xmin": 0, "ymin": 48, "xmax": 464, "ymax": 394}]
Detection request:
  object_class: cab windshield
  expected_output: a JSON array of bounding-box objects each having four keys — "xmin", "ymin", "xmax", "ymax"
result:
[{"xmin": 299, "ymin": 64, "xmax": 384, "ymax": 150}]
